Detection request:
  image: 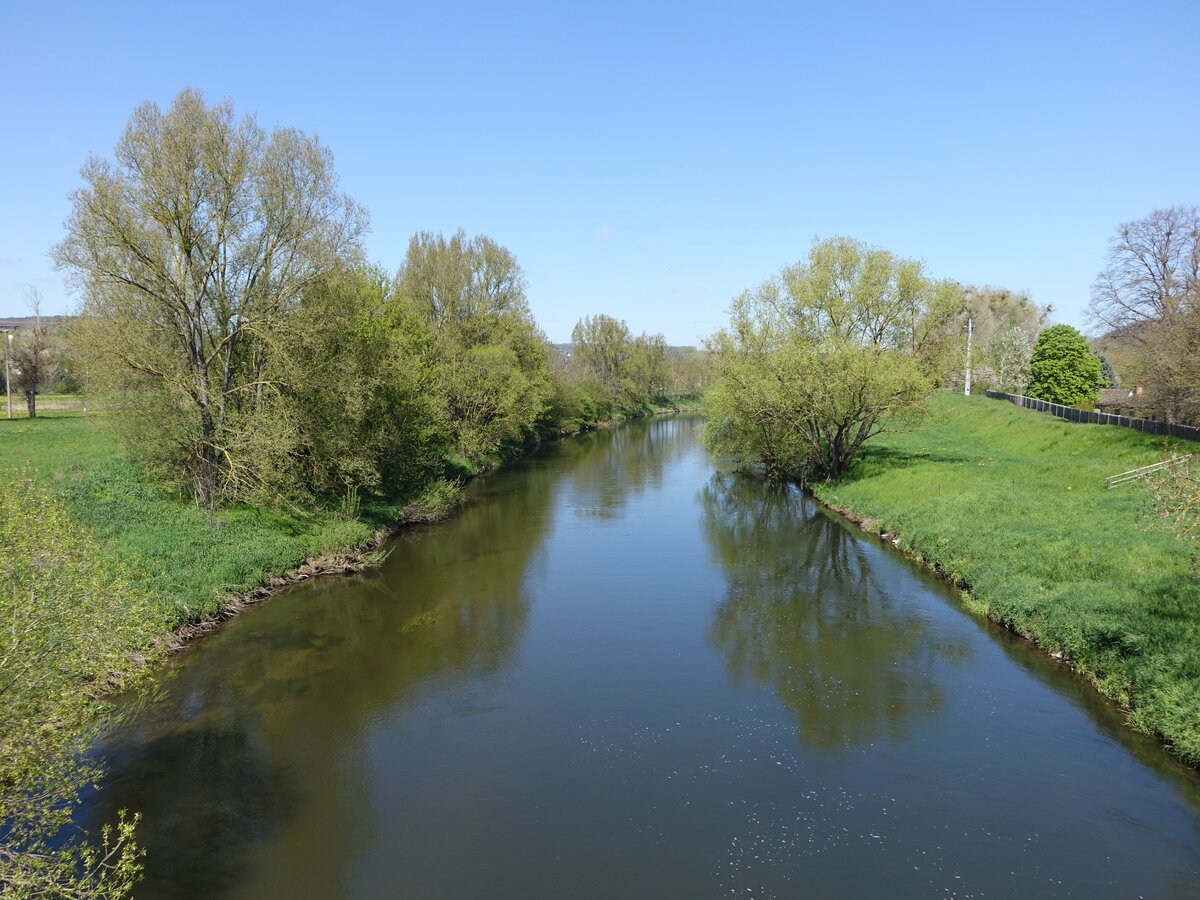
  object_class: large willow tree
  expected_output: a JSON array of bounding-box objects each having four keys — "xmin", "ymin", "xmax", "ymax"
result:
[
  {"xmin": 54, "ymin": 88, "xmax": 368, "ymax": 508},
  {"xmin": 704, "ymin": 237, "xmax": 963, "ymax": 484}
]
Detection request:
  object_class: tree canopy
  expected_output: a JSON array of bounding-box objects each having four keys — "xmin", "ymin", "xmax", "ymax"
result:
[
  {"xmin": 703, "ymin": 236, "xmax": 963, "ymax": 484},
  {"xmin": 1088, "ymin": 205, "xmax": 1200, "ymax": 423},
  {"xmin": 569, "ymin": 314, "xmax": 671, "ymax": 410},
  {"xmin": 1026, "ymin": 324, "xmax": 1104, "ymax": 407},
  {"xmin": 958, "ymin": 285, "xmax": 1049, "ymax": 393},
  {"xmin": 54, "ymin": 88, "xmax": 368, "ymax": 507},
  {"xmin": 395, "ymin": 230, "xmax": 553, "ymax": 460}
]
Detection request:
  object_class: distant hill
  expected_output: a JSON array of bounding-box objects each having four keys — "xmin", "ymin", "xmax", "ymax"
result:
[
  {"xmin": 0, "ymin": 315, "xmax": 68, "ymax": 331},
  {"xmin": 550, "ymin": 342, "xmax": 703, "ymax": 357}
]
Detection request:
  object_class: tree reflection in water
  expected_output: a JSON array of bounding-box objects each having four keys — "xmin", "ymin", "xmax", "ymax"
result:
[
  {"xmin": 701, "ymin": 470, "xmax": 972, "ymax": 751},
  {"xmin": 83, "ymin": 455, "xmax": 560, "ymax": 898},
  {"xmin": 559, "ymin": 417, "xmax": 699, "ymax": 520}
]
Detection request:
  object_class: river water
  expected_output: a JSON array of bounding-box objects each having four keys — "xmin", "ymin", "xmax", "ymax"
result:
[{"xmin": 84, "ymin": 416, "xmax": 1200, "ymax": 898}]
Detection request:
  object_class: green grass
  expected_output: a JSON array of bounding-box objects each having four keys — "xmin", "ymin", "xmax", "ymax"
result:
[
  {"xmin": 0, "ymin": 414, "xmax": 391, "ymax": 625},
  {"xmin": 0, "ymin": 397, "xmax": 626, "ymax": 630},
  {"xmin": 813, "ymin": 392, "xmax": 1200, "ymax": 763}
]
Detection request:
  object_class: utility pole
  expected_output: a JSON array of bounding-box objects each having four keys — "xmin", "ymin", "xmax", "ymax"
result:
[
  {"xmin": 963, "ymin": 315, "xmax": 973, "ymax": 397},
  {"xmin": 5, "ymin": 332, "xmax": 11, "ymax": 419}
]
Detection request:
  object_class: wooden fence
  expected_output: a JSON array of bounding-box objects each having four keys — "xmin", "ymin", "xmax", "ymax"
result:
[{"xmin": 984, "ymin": 390, "xmax": 1200, "ymax": 443}]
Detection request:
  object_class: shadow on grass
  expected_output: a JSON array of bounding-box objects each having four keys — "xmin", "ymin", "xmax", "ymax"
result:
[
  {"xmin": 1141, "ymin": 572, "xmax": 1200, "ymax": 621},
  {"xmin": 842, "ymin": 444, "xmax": 971, "ymax": 481}
]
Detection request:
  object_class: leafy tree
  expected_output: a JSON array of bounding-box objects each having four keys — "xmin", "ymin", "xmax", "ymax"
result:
[
  {"xmin": 962, "ymin": 286, "xmax": 1049, "ymax": 343},
  {"xmin": 271, "ymin": 265, "xmax": 448, "ymax": 502},
  {"xmin": 704, "ymin": 236, "xmax": 963, "ymax": 484},
  {"xmin": 1026, "ymin": 324, "xmax": 1105, "ymax": 407},
  {"xmin": 540, "ymin": 355, "xmax": 615, "ymax": 434},
  {"xmin": 620, "ymin": 332, "xmax": 669, "ymax": 407},
  {"xmin": 957, "ymin": 285, "xmax": 1049, "ymax": 392},
  {"xmin": 570, "ymin": 314, "xmax": 632, "ymax": 393},
  {"xmin": 397, "ymin": 230, "xmax": 528, "ymax": 327},
  {"xmin": 569, "ymin": 314, "xmax": 674, "ymax": 411},
  {"xmin": 53, "ymin": 88, "xmax": 368, "ymax": 508},
  {"xmin": 1, "ymin": 474, "xmax": 162, "ymax": 897},
  {"xmin": 666, "ymin": 346, "xmax": 712, "ymax": 399},
  {"xmin": 396, "ymin": 231, "xmax": 552, "ymax": 460}
]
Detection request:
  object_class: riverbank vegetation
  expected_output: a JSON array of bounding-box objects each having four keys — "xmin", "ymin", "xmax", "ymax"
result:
[
  {"xmin": 0, "ymin": 473, "xmax": 161, "ymax": 897},
  {"xmin": 52, "ymin": 90, "xmax": 703, "ymax": 516},
  {"xmin": 702, "ymin": 225, "xmax": 1200, "ymax": 765},
  {"xmin": 811, "ymin": 392, "xmax": 1200, "ymax": 763},
  {"xmin": 4, "ymin": 88, "xmax": 710, "ymax": 894},
  {"xmin": 703, "ymin": 236, "xmax": 965, "ymax": 484},
  {"xmin": 11, "ymin": 86, "xmax": 710, "ymax": 630},
  {"xmin": 0, "ymin": 417, "xmax": 395, "ymax": 623}
]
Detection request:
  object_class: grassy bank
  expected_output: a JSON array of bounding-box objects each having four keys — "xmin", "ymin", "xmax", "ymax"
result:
[
  {"xmin": 0, "ymin": 414, "xmax": 440, "ymax": 628},
  {"xmin": 812, "ymin": 392, "xmax": 1200, "ymax": 763},
  {"xmin": 0, "ymin": 402, "xmax": 679, "ymax": 631}
]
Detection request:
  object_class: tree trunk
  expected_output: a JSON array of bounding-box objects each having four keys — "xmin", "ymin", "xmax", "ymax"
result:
[{"xmin": 25, "ymin": 391, "xmax": 35, "ymax": 419}]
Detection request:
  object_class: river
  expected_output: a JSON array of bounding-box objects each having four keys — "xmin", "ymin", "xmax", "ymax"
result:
[{"xmin": 82, "ymin": 415, "xmax": 1200, "ymax": 898}]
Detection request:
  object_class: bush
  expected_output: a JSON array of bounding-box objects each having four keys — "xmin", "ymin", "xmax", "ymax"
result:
[{"xmin": 1, "ymin": 473, "xmax": 162, "ymax": 897}]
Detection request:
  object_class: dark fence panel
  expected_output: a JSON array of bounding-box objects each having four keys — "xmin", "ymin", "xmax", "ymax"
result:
[{"xmin": 983, "ymin": 390, "xmax": 1200, "ymax": 443}]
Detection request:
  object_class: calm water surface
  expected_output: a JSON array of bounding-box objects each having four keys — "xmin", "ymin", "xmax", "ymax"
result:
[{"xmin": 85, "ymin": 416, "xmax": 1200, "ymax": 898}]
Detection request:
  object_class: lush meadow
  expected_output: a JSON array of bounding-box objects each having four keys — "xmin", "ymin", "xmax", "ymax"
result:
[
  {"xmin": 0, "ymin": 413, "xmax": 416, "ymax": 626},
  {"xmin": 813, "ymin": 392, "xmax": 1200, "ymax": 762}
]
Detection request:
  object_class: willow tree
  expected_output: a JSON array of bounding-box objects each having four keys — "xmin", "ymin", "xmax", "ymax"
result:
[
  {"xmin": 569, "ymin": 314, "xmax": 670, "ymax": 410},
  {"xmin": 571, "ymin": 314, "xmax": 632, "ymax": 393},
  {"xmin": 396, "ymin": 231, "xmax": 552, "ymax": 460},
  {"xmin": 54, "ymin": 89, "xmax": 368, "ymax": 507},
  {"xmin": 704, "ymin": 237, "xmax": 963, "ymax": 484}
]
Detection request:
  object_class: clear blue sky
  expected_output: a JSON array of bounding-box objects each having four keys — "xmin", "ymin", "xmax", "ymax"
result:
[{"xmin": 2, "ymin": 0, "xmax": 1197, "ymax": 345}]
